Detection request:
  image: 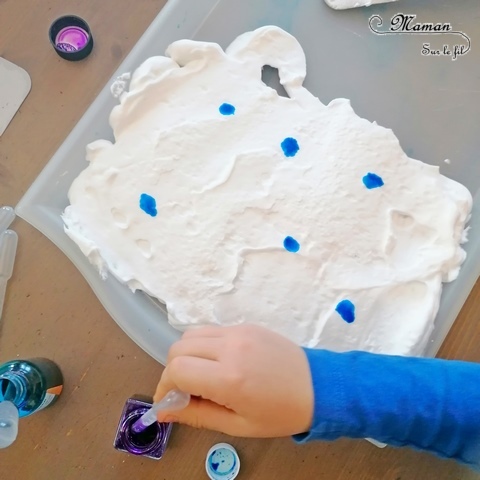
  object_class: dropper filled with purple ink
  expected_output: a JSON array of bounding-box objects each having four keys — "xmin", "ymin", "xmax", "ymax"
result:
[{"xmin": 131, "ymin": 390, "xmax": 190, "ymax": 434}]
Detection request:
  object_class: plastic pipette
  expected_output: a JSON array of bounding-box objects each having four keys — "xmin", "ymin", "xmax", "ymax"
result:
[
  {"xmin": 0, "ymin": 401, "xmax": 19, "ymax": 449},
  {"xmin": 131, "ymin": 390, "xmax": 190, "ymax": 433},
  {"xmin": 0, "ymin": 230, "xmax": 18, "ymax": 321},
  {"xmin": 0, "ymin": 207, "xmax": 15, "ymax": 234}
]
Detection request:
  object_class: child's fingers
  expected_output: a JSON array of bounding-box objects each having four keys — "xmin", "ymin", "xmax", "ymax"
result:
[
  {"xmin": 167, "ymin": 337, "xmax": 221, "ymax": 363},
  {"xmin": 154, "ymin": 356, "xmax": 227, "ymax": 405},
  {"xmin": 156, "ymin": 396, "xmax": 248, "ymax": 436},
  {"xmin": 181, "ymin": 325, "xmax": 223, "ymax": 340}
]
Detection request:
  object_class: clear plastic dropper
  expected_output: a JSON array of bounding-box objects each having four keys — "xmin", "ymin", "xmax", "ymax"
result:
[
  {"xmin": 0, "ymin": 230, "xmax": 18, "ymax": 321},
  {"xmin": 0, "ymin": 207, "xmax": 15, "ymax": 234},
  {"xmin": 0, "ymin": 207, "xmax": 19, "ymax": 448},
  {"xmin": 131, "ymin": 390, "xmax": 190, "ymax": 433},
  {"xmin": 0, "ymin": 401, "xmax": 19, "ymax": 448}
]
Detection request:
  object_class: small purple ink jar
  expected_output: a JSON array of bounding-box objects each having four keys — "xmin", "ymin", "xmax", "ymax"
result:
[
  {"xmin": 113, "ymin": 396, "xmax": 173, "ymax": 460},
  {"xmin": 49, "ymin": 15, "xmax": 93, "ymax": 61}
]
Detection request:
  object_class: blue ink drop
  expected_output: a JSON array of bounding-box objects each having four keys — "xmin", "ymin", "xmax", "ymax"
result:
[
  {"xmin": 336, "ymin": 300, "xmax": 355, "ymax": 324},
  {"xmin": 139, "ymin": 193, "xmax": 157, "ymax": 217},
  {"xmin": 363, "ymin": 173, "xmax": 384, "ymax": 189},
  {"xmin": 281, "ymin": 137, "xmax": 300, "ymax": 157},
  {"xmin": 284, "ymin": 236, "xmax": 300, "ymax": 253},
  {"xmin": 219, "ymin": 103, "xmax": 235, "ymax": 115}
]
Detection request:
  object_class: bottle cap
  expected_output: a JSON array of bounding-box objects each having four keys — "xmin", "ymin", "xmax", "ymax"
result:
[
  {"xmin": 0, "ymin": 401, "xmax": 19, "ymax": 448},
  {"xmin": 49, "ymin": 15, "xmax": 94, "ymax": 61},
  {"xmin": 205, "ymin": 443, "xmax": 240, "ymax": 480}
]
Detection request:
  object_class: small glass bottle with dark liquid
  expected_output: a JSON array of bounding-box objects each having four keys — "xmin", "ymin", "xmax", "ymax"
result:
[
  {"xmin": 0, "ymin": 358, "xmax": 63, "ymax": 417},
  {"xmin": 113, "ymin": 395, "xmax": 172, "ymax": 460},
  {"xmin": 0, "ymin": 358, "xmax": 63, "ymax": 448}
]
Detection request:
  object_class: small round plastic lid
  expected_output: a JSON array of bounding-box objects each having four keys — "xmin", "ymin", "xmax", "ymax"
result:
[
  {"xmin": 205, "ymin": 443, "xmax": 240, "ymax": 480},
  {"xmin": 0, "ymin": 401, "xmax": 19, "ymax": 449},
  {"xmin": 48, "ymin": 15, "xmax": 94, "ymax": 61}
]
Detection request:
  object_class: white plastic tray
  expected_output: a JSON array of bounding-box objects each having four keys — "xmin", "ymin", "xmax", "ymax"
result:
[{"xmin": 16, "ymin": 0, "xmax": 480, "ymax": 365}]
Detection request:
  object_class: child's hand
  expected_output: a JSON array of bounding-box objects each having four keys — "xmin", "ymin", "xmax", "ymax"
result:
[{"xmin": 154, "ymin": 324, "xmax": 314, "ymax": 437}]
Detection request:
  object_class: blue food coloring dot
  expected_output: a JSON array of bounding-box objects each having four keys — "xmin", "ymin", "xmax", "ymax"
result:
[
  {"xmin": 281, "ymin": 137, "xmax": 300, "ymax": 157},
  {"xmin": 336, "ymin": 300, "xmax": 355, "ymax": 324},
  {"xmin": 139, "ymin": 193, "xmax": 157, "ymax": 217},
  {"xmin": 363, "ymin": 173, "xmax": 384, "ymax": 189},
  {"xmin": 283, "ymin": 236, "xmax": 300, "ymax": 253},
  {"xmin": 219, "ymin": 103, "xmax": 235, "ymax": 115}
]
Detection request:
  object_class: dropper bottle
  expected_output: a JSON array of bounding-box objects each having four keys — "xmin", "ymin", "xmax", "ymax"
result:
[
  {"xmin": 0, "ymin": 358, "xmax": 63, "ymax": 449},
  {"xmin": 0, "ymin": 359, "xmax": 64, "ymax": 418}
]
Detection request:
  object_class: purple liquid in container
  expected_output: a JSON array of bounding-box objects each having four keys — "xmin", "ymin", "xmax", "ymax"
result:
[
  {"xmin": 131, "ymin": 415, "xmax": 150, "ymax": 434},
  {"xmin": 113, "ymin": 397, "xmax": 172, "ymax": 460},
  {"xmin": 55, "ymin": 26, "xmax": 89, "ymax": 52},
  {"xmin": 48, "ymin": 15, "xmax": 93, "ymax": 61}
]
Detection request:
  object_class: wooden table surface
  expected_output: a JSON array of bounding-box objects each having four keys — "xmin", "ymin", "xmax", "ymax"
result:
[{"xmin": 1, "ymin": 1, "xmax": 479, "ymax": 479}]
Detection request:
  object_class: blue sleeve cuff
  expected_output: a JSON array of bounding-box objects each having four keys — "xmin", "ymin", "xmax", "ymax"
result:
[
  {"xmin": 293, "ymin": 348, "xmax": 368, "ymax": 443},
  {"xmin": 292, "ymin": 347, "xmax": 480, "ymax": 471}
]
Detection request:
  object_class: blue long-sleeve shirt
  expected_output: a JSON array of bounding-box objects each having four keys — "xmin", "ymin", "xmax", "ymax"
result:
[{"xmin": 293, "ymin": 349, "xmax": 480, "ymax": 470}]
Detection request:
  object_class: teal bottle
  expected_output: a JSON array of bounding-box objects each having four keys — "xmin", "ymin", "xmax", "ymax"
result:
[{"xmin": 0, "ymin": 358, "xmax": 63, "ymax": 417}]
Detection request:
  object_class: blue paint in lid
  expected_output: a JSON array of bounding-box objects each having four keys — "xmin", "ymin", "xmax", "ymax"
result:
[{"xmin": 205, "ymin": 443, "xmax": 240, "ymax": 480}]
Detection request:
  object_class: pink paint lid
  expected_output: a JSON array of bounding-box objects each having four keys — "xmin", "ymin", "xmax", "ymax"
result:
[
  {"xmin": 55, "ymin": 26, "xmax": 90, "ymax": 52},
  {"xmin": 49, "ymin": 15, "xmax": 94, "ymax": 61}
]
